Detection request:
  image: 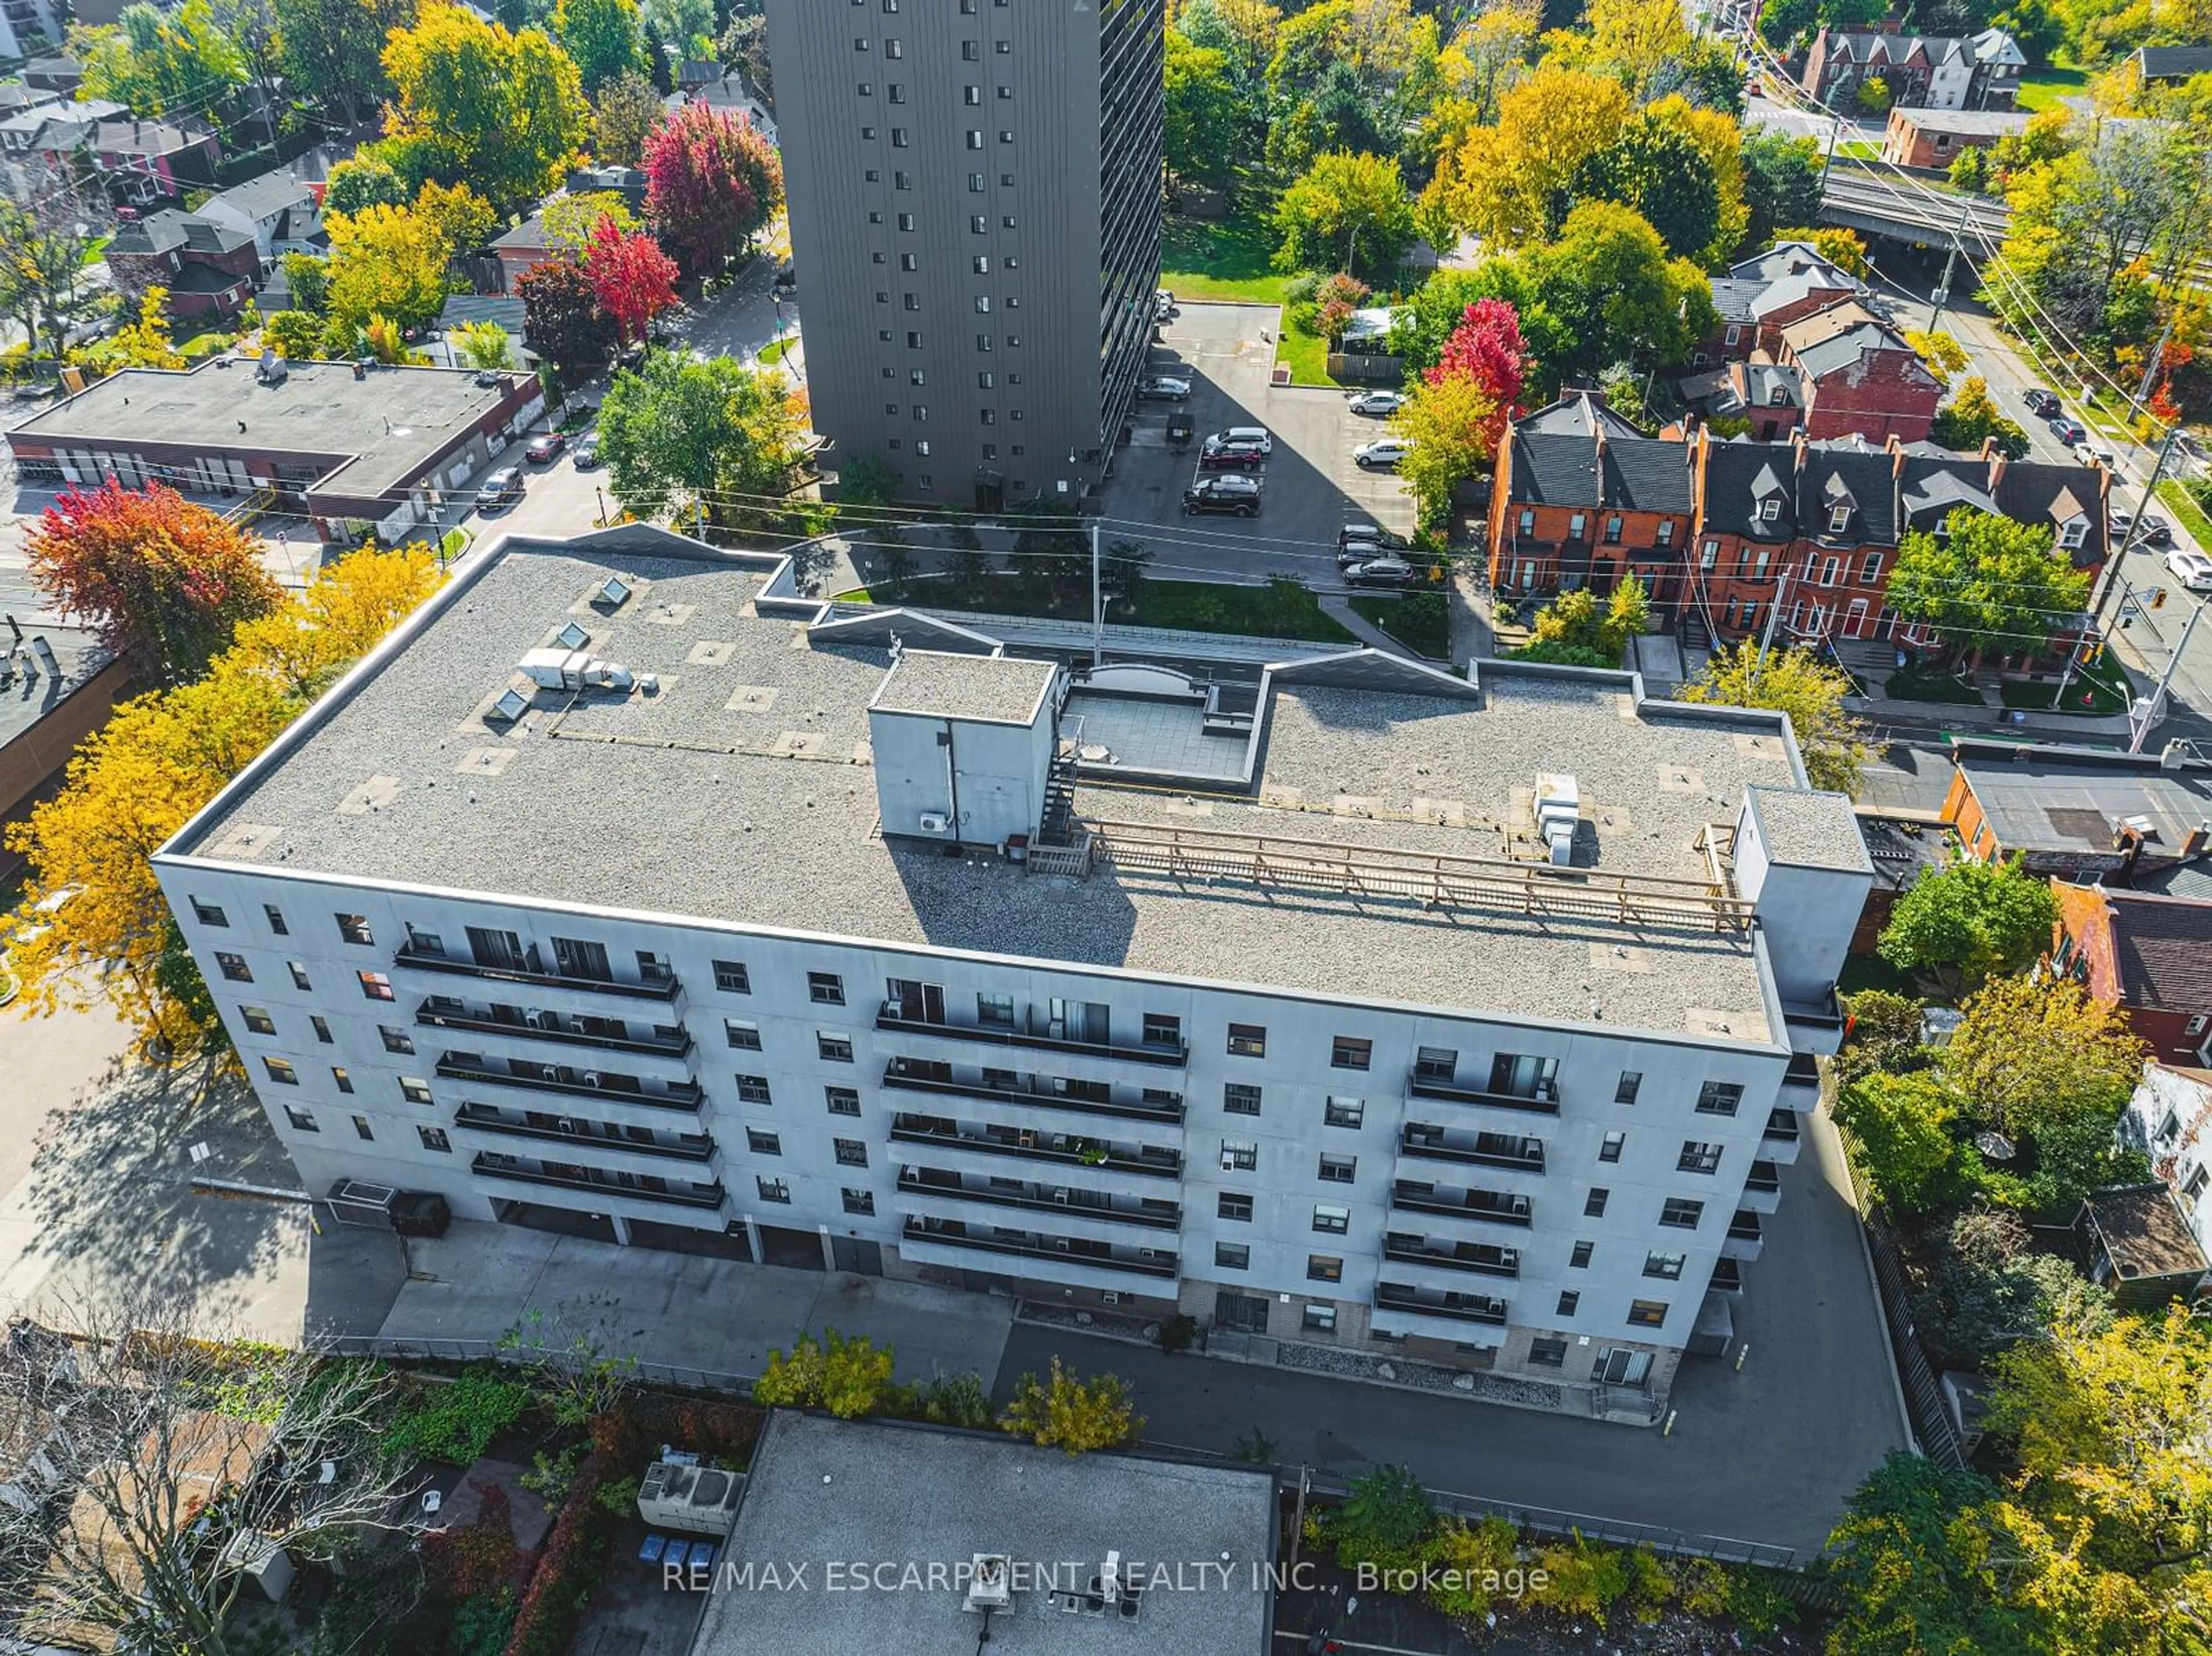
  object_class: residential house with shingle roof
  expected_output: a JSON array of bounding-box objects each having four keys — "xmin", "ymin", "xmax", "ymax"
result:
[
  {"xmin": 199, "ymin": 169, "xmax": 328, "ymax": 263},
  {"xmin": 102, "ymin": 208, "xmax": 260, "ymax": 324},
  {"xmin": 1699, "ymin": 240, "xmax": 1866, "ymax": 365},
  {"xmin": 2052, "ymin": 884, "xmax": 2212, "ymax": 1066},
  {"xmin": 1801, "ymin": 23, "xmax": 2022, "ymax": 111}
]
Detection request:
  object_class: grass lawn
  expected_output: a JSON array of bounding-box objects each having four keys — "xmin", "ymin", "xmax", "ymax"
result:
[
  {"xmin": 2158, "ymin": 479, "xmax": 2212, "ymax": 550},
  {"xmin": 1273, "ymin": 319, "xmax": 1340, "ymax": 387},
  {"xmin": 1998, "ymin": 649, "xmax": 2130, "ymax": 715},
  {"xmin": 759, "ymin": 335, "xmax": 792, "ymax": 365},
  {"xmin": 1350, "ymin": 593, "xmax": 1450, "ymax": 659},
  {"xmin": 839, "ymin": 574, "xmax": 1354, "ymax": 644},
  {"xmin": 1885, "ymin": 665, "xmax": 1986, "ymax": 704},
  {"xmin": 1160, "ymin": 214, "xmax": 1289, "ymax": 304},
  {"xmin": 2015, "ymin": 65, "xmax": 2088, "ymax": 113},
  {"xmin": 178, "ymin": 331, "xmax": 233, "ymax": 355}
]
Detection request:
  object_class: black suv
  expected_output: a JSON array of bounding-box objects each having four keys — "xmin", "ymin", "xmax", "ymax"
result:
[
  {"xmin": 1184, "ymin": 475, "xmax": 1262, "ymax": 517},
  {"xmin": 2022, "ymin": 387, "xmax": 2061, "ymax": 418}
]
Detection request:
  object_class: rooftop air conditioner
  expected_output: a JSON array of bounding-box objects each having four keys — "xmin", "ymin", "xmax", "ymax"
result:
[{"xmin": 919, "ymin": 812, "xmax": 949, "ymax": 833}]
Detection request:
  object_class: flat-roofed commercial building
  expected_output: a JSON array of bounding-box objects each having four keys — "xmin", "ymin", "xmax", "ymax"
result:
[
  {"xmin": 152, "ymin": 526, "xmax": 1866, "ymax": 1416},
  {"xmin": 764, "ymin": 0, "xmax": 1163, "ymax": 508}
]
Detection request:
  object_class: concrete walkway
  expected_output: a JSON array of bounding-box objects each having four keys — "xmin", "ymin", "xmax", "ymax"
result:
[
  {"xmin": 1448, "ymin": 561, "xmax": 1495, "ymax": 666},
  {"xmin": 1319, "ymin": 593, "xmax": 1414, "ymax": 657}
]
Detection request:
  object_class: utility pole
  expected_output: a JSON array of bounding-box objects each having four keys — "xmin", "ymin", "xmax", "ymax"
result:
[
  {"xmin": 2093, "ymin": 426, "xmax": 2182, "ymax": 618},
  {"xmin": 1090, "ymin": 520, "xmax": 1103, "ymax": 667},
  {"xmin": 1754, "ymin": 564, "xmax": 1794, "ymax": 692},
  {"xmin": 2130, "ymin": 596, "xmax": 2204, "ymax": 754},
  {"xmin": 2135, "ymin": 315, "xmax": 2177, "ymax": 406},
  {"xmin": 1926, "ymin": 195, "xmax": 1975, "ymax": 333}
]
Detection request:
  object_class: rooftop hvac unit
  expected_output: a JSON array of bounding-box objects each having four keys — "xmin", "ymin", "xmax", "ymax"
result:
[
  {"xmin": 964, "ymin": 1553, "xmax": 1013, "ymax": 1613},
  {"xmin": 918, "ymin": 812, "xmax": 949, "ymax": 833}
]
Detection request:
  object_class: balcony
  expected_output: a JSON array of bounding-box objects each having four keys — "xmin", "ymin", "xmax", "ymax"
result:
[
  {"xmin": 416, "ymin": 1003, "xmax": 692, "ymax": 1060},
  {"xmin": 1724, "ymin": 1211, "xmax": 1765, "ymax": 1261},
  {"xmin": 888, "ymin": 1121, "xmax": 1182, "ymax": 1181},
  {"xmin": 881, "ymin": 1064, "xmax": 1184, "ymax": 1125},
  {"xmin": 396, "ymin": 946, "xmax": 680, "ymax": 1002},
  {"xmin": 899, "ymin": 1219, "xmax": 1178, "ymax": 1293},
  {"xmin": 1711, "ymin": 1257, "xmax": 1745, "ymax": 1293},
  {"xmin": 469, "ymin": 1155, "xmax": 724, "ymax": 1210},
  {"xmin": 1372, "ymin": 1285, "xmax": 1509, "ymax": 1343},
  {"xmin": 452, "ymin": 1104, "xmax": 713, "ymax": 1162},
  {"xmin": 1760, "ymin": 1108, "xmax": 1802, "ymax": 1166},
  {"xmin": 1782, "ymin": 1052, "xmax": 1821, "ymax": 1090},
  {"xmin": 895, "ymin": 1171, "xmax": 1179, "ymax": 1231},
  {"xmin": 1397, "ymin": 1128, "xmax": 1545, "ymax": 1173},
  {"xmin": 874, "ymin": 1006, "xmax": 1187, "ymax": 1067},
  {"xmin": 1389, "ymin": 1184, "xmax": 1532, "ymax": 1228},
  {"xmin": 1381, "ymin": 1238, "xmax": 1520, "ymax": 1279},
  {"xmin": 435, "ymin": 1056, "xmax": 702, "ymax": 1111},
  {"xmin": 1405, "ymin": 1070, "xmax": 1559, "ymax": 1116},
  {"xmin": 1741, "ymin": 1158, "xmax": 1782, "ymax": 1214}
]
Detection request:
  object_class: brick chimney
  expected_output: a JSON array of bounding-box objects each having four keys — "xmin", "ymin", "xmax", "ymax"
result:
[{"xmin": 1981, "ymin": 438, "xmax": 2010, "ymax": 494}]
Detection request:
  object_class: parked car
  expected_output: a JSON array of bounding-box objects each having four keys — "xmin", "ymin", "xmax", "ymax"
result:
[
  {"xmin": 1206, "ymin": 426, "xmax": 1272, "ymax": 456},
  {"xmin": 1343, "ymin": 556, "xmax": 1417, "ymax": 586},
  {"xmin": 573, "ymin": 435, "xmax": 601, "ymax": 469},
  {"xmin": 1354, "ymin": 437, "xmax": 1411, "ymax": 469},
  {"xmin": 2139, "ymin": 515, "xmax": 2174, "ymax": 547},
  {"xmin": 2022, "ymin": 387, "xmax": 2062, "ymax": 418},
  {"xmin": 1138, "ymin": 374, "xmax": 1192, "ymax": 400},
  {"xmin": 475, "ymin": 467, "xmax": 524, "ymax": 509},
  {"xmin": 2166, "ymin": 548, "xmax": 2212, "ymax": 591},
  {"xmin": 525, "ymin": 431, "xmax": 567, "ymax": 464},
  {"xmin": 2048, "ymin": 415, "xmax": 2088, "ymax": 444},
  {"xmin": 1348, "ymin": 389, "xmax": 1405, "ymax": 416},
  {"xmin": 1337, "ymin": 523, "xmax": 1412, "ymax": 565},
  {"xmin": 2073, "ymin": 441, "xmax": 2115, "ymax": 469},
  {"xmin": 1184, "ymin": 475, "xmax": 1261, "ymax": 517},
  {"xmin": 1198, "ymin": 438, "xmax": 1266, "ymax": 471}
]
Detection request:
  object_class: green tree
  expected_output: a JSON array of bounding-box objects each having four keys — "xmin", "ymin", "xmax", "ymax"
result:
[
  {"xmin": 451, "ymin": 321, "xmax": 519, "ymax": 369},
  {"xmin": 597, "ymin": 350, "xmax": 804, "ymax": 526},
  {"xmin": 1922, "ymin": 1208, "xmax": 2113, "ymax": 1369},
  {"xmin": 381, "ymin": 2, "xmax": 589, "ymax": 214},
  {"xmin": 1421, "ymin": 65, "xmax": 1629, "ymax": 251},
  {"xmin": 837, "ymin": 452, "xmax": 902, "ymax": 510},
  {"xmin": 1676, "ymin": 637, "xmax": 1872, "ymax": 795},
  {"xmin": 1855, "ymin": 75, "xmax": 1893, "ymax": 115},
  {"xmin": 1567, "ymin": 110, "xmax": 1722, "ymax": 263},
  {"xmin": 516, "ymin": 255, "xmax": 616, "ymax": 368},
  {"xmin": 1523, "ymin": 202, "xmax": 1717, "ymax": 384},
  {"xmin": 1878, "ymin": 852, "xmax": 2059, "ymax": 994},
  {"xmin": 752, "ymin": 1329, "xmax": 896, "ymax": 1419},
  {"xmin": 1272, "ymin": 150, "xmax": 1415, "ymax": 281},
  {"xmin": 1823, "ymin": 1453, "xmax": 2024, "ymax": 1656},
  {"xmin": 556, "ymin": 0, "xmax": 638, "ymax": 92},
  {"xmin": 323, "ymin": 157, "xmax": 410, "ymax": 217},
  {"xmin": 1940, "ymin": 974, "xmax": 2146, "ymax": 1143},
  {"xmin": 1885, "ymin": 509, "xmax": 2092, "ymax": 666},
  {"xmin": 1836, "ymin": 987, "xmax": 1928, "ymax": 1084},
  {"xmin": 1832, "ymin": 1071, "xmax": 1960, "ymax": 1212},
  {"xmin": 276, "ymin": 0, "xmax": 418, "ymax": 124},
  {"xmin": 1332, "ymin": 1464, "xmax": 1435, "ymax": 1572},
  {"xmin": 1740, "ymin": 130, "xmax": 1825, "ymax": 249},
  {"xmin": 1101, "ymin": 539, "xmax": 1152, "ymax": 616},
  {"xmin": 590, "ymin": 68, "xmax": 665, "ymax": 165},
  {"xmin": 1165, "ymin": 28, "xmax": 1240, "ymax": 186},
  {"xmin": 0, "ymin": 167, "xmax": 112, "ymax": 362},
  {"xmin": 74, "ymin": 0, "xmax": 249, "ymax": 123},
  {"xmin": 1931, "ymin": 376, "xmax": 2033, "ymax": 458},
  {"xmin": 1902, "ymin": 328, "xmax": 1971, "ymax": 391},
  {"xmin": 999, "ymin": 1358, "xmax": 1141, "ymax": 1456},
  {"xmin": 324, "ymin": 203, "xmax": 456, "ymax": 335},
  {"xmin": 1392, "ymin": 370, "xmax": 1500, "ymax": 527}
]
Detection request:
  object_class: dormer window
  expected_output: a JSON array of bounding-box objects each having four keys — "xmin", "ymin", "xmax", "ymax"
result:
[
  {"xmin": 1756, "ymin": 496, "xmax": 1782, "ymax": 524},
  {"xmin": 1828, "ymin": 505, "xmax": 1852, "ymax": 534},
  {"xmin": 2058, "ymin": 516, "xmax": 2087, "ymax": 548},
  {"xmin": 1769, "ymin": 385, "xmax": 1788, "ymax": 406}
]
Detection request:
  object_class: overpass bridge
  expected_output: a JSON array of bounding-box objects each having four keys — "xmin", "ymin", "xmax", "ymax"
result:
[{"xmin": 1816, "ymin": 166, "xmax": 2010, "ymax": 247}]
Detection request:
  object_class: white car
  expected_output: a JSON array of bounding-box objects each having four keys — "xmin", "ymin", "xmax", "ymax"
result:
[
  {"xmin": 2073, "ymin": 441, "xmax": 2116, "ymax": 469},
  {"xmin": 2166, "ymin": 548, "xmax": 2212, "ymax": 593},
  {"xmin": 1354, "ymin": 437, "xmax": 1411, "ymax": 469},
  {"xmin": 1348, "ymin": 390, "xmax": 1405, "ymax": 416},
  {"xmin": 1206, "ymin": 425, "xmax": 1271, "ymax": 456}
]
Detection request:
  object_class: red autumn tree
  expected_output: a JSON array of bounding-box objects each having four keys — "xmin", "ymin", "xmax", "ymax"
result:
[
  {"xmin": 26, "ymin": 480, "xmax": 283, "ymax": 684},
  {"xmin": 642, "ymin": 102, "xmax": 783, "ymax": 277},
  {"xmin": 517, "ymin": 255, "xmax": 618, "ymax": 368},
  {"xmin": 584, "ymin": 214, "xmax": 680, "ymax": 346},
  {"xmin": 1432, "ymin": 297, "xmax": 1529, "ymax": 410}
]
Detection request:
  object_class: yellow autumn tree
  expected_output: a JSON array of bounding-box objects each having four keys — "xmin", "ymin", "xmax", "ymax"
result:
[
  {"xmin": 1420, "ymin": 65, "xmax": 1628, "ymax": 248},
  {"xmin": 3, "ymin": 548, "xmax": 444, "ymax": 1061},
  {"xmin": 1648, "ymin": 94, "xmax": 1747, "ymax": 266}
]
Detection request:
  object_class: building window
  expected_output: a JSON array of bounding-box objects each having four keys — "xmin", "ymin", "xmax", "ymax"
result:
[
  {"xmin": 758, "ymin": 1176, "xmax": 791, "ymax": 1203},
  {"xmin": 1828, "ymin": 505, "xmax": 1851, "ymax": 535},
  {"xmin": 809, "ymin": 972, "xmax": 845, "ymax": 1005},
  {"xmin": 1628, "ymin": 1299, "xmax": 1669, "ymax": 1328},
  {"xmin": 400, "ymin": 1077, "xmax": 434, "ymax": 1104},
  {"xmin": 1861, "ymin": 550, "xmax": 1883, "ymax": 583},
  {"xmin": 1585, "ymin": 1188, "xmax": 1609, "ymax": 1217},
  {"xmin": 1644, "ymin": 1252, "xmax": 1686, "ymax": 1280},
  {"xmin": 380, "ymin": 1025, "xmax": 414, "ymax": 1054},
  {"xmin": 1615, "ymin": 1071, "xmax": 1642, "ymax": 1105},
  {"xmin": 1604, "ymin": 516, "xmax": 1623, "ymax": 544},
  {"xmin": 351, "ymin": 1115, "xmax": 373, "ymax": 1140},
  {"xmin": 241, "ymin": 1006, "xmax": 276, "ymax": 1035},
  {"xmin": 1226, "ymin": 1023, "xmax": 1265, "ymax": 1057},
  {"xmin": 215, "ymin": 952, "xmax": 252, "ymax": 983},
  {"xmin": 1656, "ymin": 519, "xmax": 1675, "ymax": 546},
  {"xmin": 1660, "ymin": 1197, "xmax": 1705, "ymax": 1228},
  {"xmin": 747, "ymin": 1128, "xmax": 782, "ymax": 1155},
  {"xmin": 1820, "ymin": 555, "xmax": 1842, "ymax": 587},
  {"xmin": 737, "ymin": 1075, "xmax": 772, "ymax": 1105},
  {"xmin": 818, "ymin": 1033, "xmax": 855, "ymax": 1063},
  {"xmin": 357, "ymin": 971, "xmax": 394, "ymax": 1001},
  {"xmin": 725, "ymin": 1019, "xmax": 762, "ymax": 1050},
  {"xmin": 191, "ymin": 898, "xmax": 228, "ymax": 927},
  {"xmin": 1756, "ymin": 497, "xmax": 1782, "ymax": 526},
  {"xmin": 1215, "ymin": 1242, "xmax": 1249, "ymax": 1270},
  {"xmin": 1142, "ymin": 1013, "xmax": 1181, "ymax": 1047},
  {"xmin": 1224, "ymin": 1083, "xmax": 1261, "ymax": 1116},
  {"xmin": 842, "ymin": 1188, "xmax": 875, "ymax": 1215},
  {"xmin": 714, "ymin": 960, "xmax": 751, "ymax": 994},
  {"xmin": 976, "ymin": 992, "xmax": 1014, "ymax": 1028},
  {"xmin": 1218, "ymin": 1192, "xmax": 1253, "ymax": 1222},
  {"xmin": 1599, "ymin": 1130, "xmax": 1625, "ymax": 1163},
  {"xmin": 310, "ymin": 1015, "xmax": 332, "ymax": 1043},
  {"xmin": 1331, "ymin": 1036, "xmax": 1372, "ymax": 1070},
  {"xmin": 1324, "ymin": 1097, "xmax": 1364, "ymax": 1128},
  {"xmin": 1222, "ymin": 1139, "xmax": 1257, "ymax": 1172},
  {"xmin": 335, "ymin": 913, "xmax": 373, "ymax": 945},
  {"xmin": 419, "ymin": 1126, "xmax": 451, "ymax": 1152},
  {"xmin": 1313, "ymin": 1204, "xmax": 1350, "ymax": 1234},
  {"xmin": 1696, "ymin": 1081, "xmax": 1743, "ymax": 1116},
  {"xmin": 333, "ymin": 1067, "xmax": 355, "ymax": 1095},
  {"xmin": 285, "ymin": 1105, "xmax": 317, "ymax": 1131},
  {"xmin": 1556, "ymin": 1291, "xmax": 1581, "ymax": 1317},
  {"xmin": 1570, "ymin": 1240, "xmax": 1593, "ymax": 1268},
  {"xmin": 1303, "ymin": 1303, "xmax": 1338, "ymax": 1332},
  {"xmin": 835, "ymin": 1138, "xmax": 868, "ymax": 1167},
  {"xmin": 884, "ymin": 37, "xmax": 901, "ymax": 55},
  {"xmin": 263, "ymin": 904, "xmax": 288, "ymax": 934},
  {"xmin": 1319, "ymin": 1153, "xmax": 1355, "ymax": 1184},
  {"xmin": 1569, "ymin": 512, "xmax": 1587, "ymax": 539},
  {"xmin": 263, "ymin": 1056, "xmax": 299, "ymax": 1085},
  {"xmin": 1414, "ymin": 1047, "xmax": 1457, "ymax": 1082},
  {"xmin": 1531, "ymin": 1336, "xmax": 1569, "ymax": 1366},
  {"xmin": 1679, "ymin": 1140, "xmax": 1724, "ymax": 1174},
  {"xmin": 1307, "ymin": 1255, "xmax": 1343, "ymax": 1283}
]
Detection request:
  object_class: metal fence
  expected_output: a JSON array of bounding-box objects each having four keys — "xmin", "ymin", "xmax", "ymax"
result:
[
  {"xmin": 325, "ymin": 1333, "xmax": 761, "ymax": 1399},
  {"xmin": 1859, "ymin": 1211, "xmax": 1967, "ymax": 1470}
]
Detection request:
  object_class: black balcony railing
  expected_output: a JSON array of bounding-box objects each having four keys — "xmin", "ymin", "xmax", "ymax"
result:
[
  {"xmin": 900, "ymin": 1218, "xmax": 1176, "ymax": 1278},
  {"xmin": 1381, "ymin": 1242, "xmax": 1520, "ymax": 1278},
  {"xmin": 1374, "ymin": 1286, "xmax": 1508, "ymax": 1325},
  {"xmin": 1397, "ymin": 1130, "xmax": 1545, "ymax": 1172},
  {"xmin": 453, "ymin": 1105, "xmax": 713, "ymax": 1162},
  {"xmin": 469, "ymin": 1155, "xmax": 723, "ymax": 1208},
  {"xmin": 882, "ymin": 1065, "xmax": 1184, "ymax": 1124},
  {"xmin": 889, "ymin": 1123, "xmax": 1181, "ymax": 1180},
  {"xmin": 1406, "ymin": 1071, "xmax": 1560, "ymax": 1116},
  {"xmin": 417, "ymin": 1004, "xmax": 692, "ymax": 1059},
  {"xmin": 396, "ymin": 947, "xmax": 680, "ymax": 1002},
  {"xmin": 1389, "ymin": 1186, "xmax": 1533, "ymax": 1227},
  {"xmin": 874, "ymin": 1009, "xmax": 1188, "ymax": 1067},
  {"xmin": 435, "ymin": 1057, "xmax": 702, "ymax": 1110},
  {"xmin": 895, "ymin": 1172, "xmax": 1179, "ymax": 1230}
]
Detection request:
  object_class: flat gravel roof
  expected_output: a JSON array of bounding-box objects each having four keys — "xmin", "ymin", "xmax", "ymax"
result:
[
  {"xmin": 176, "ymin": 536, "xmax": 1799, "ymax": 1041},
  {"xmin": 872, "ymin": 649, "xmax": 1057, "ymax": 724}
]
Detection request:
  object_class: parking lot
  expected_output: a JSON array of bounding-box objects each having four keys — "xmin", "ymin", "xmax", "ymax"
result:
[{"xmin": 1104, "ymin": 301, "xmax": 1416, "ymax": 589}]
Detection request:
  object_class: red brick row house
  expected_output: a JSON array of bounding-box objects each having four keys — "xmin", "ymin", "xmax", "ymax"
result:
[
  {"xmin": 1800, "ymin": 23, "xmax": 2024, "ymax": 112},
  {"xmin": 2050, "ymin": 881, "xmax": 2212, "ymax": 1066},
  {"xmin": 1700, "ymin": 241, "xmax": 1867, "ymax": 366},
  {"xmin": 103, "ymin": 208, "xmax": 260, "ymax": 325}
]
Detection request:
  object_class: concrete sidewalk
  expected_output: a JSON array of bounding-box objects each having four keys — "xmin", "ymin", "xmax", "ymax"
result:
[{"xmin": 1319, "ymin": 593, "xmax": 1414, "ymax": 657}]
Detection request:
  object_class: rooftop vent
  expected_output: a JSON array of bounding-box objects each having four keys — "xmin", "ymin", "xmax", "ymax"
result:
[
  {"xmin": 1534, "ymin": 772, "xmax": 1580, "ymax": 866},
  {"xmin": 555, "ymin": 620, "xmax": 590, "ymax": 649},
  {"xmin": 964, "ymin": 1553, "xmax": 1012, "ymax": 1613}
]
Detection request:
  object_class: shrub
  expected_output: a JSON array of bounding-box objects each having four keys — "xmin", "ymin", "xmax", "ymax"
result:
[
  {"xmin": 1531, "ymin": 1534, "xmax": 1628, "ymax": 1619},
  {"xmin": 1623, "ymin": 1547, "xmax": 1673, "ymax": 1623},
  {"xmin": 381, "ymin": 1370, "xmax": 531, "ymax": 1464},
  {"xmin": 1419, "ymin": 1514, "xmax": 1518, "ymax": 1617},
  {"xmin": 1334, "ymin": 1464, "xmax": 1435, "ymax": 1574},
  {"xmin": 1157, "ymin": 1314, "xmax": 1198, "ymax": 1354},
  {"xmin": 999, "ymin": 1358, "xmax": 1142, "ymax": 1455},
  {"xmin": 754, "ymin": 1329, "xmax": 897, "ymax": 1419},
  {"xmin": 916, "ymin": 1370, "xmax": 994, "ymax": 1430},
  {"xmin": 452, "ymin": 1591, "xmax": 517, "ymax": 1656},
  {"xmin": 504, "ymin": 1419, "xmax": 619, "ymax": 1656}
]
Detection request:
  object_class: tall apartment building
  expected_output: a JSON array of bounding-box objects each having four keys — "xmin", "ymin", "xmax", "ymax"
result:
[
  {"xmin": 153, "ymin": 526, "xmax": 1866, "ymax": 1417},
  {"xmin": 0, "ymin": 0, "xmax": 62, "ymax": 65},
  {"xmin": 763, "ymin": 0, "xmax": 1164, "ymax": 509}
]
